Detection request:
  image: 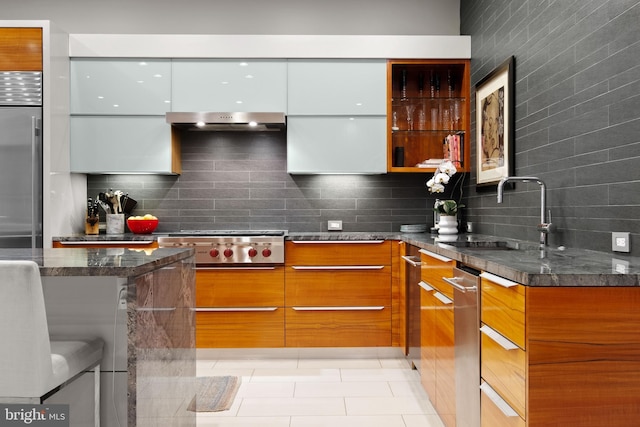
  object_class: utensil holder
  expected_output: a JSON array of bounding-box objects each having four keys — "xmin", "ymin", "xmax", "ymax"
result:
[{"xmin": 106, "ymin": 214, "xmax": 125, "ymax": 234}]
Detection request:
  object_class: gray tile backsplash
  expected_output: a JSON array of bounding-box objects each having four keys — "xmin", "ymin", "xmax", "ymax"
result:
[
  {"xmin": 88, "ymin": 131, "xmax": 436, "ymax": 233},
  {"xmin": 461, "ymin": 0, "xmax": 640, "ymax": 255}
]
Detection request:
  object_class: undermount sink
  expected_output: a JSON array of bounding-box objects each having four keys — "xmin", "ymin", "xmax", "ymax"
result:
[{"xmin": 438, "ymin": 240, "xmax": 520, "ymax": 250}]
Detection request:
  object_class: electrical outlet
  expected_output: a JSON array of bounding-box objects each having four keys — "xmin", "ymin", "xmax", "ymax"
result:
[
  {"xmin": 118, "ymin": 284, "xmax": 128, "ymax": 309},
  {"xmin": 612, "ymin": 232, "xmax": 630, "ymax": 253},
  {"xmin": 328, "ymin": 220, "xmax": 343, "ymax": 231}
]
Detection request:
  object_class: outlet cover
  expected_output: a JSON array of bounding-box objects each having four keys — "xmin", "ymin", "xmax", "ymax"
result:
[
  {"xmin": 612, "ymin": 232, "xmax": 630, "ymax": 253},
  {"xmin": 328, "ymin": 220, "xmax": 343, "ymax": 231}
]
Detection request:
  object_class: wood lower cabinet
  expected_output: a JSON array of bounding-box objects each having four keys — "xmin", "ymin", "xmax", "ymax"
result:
[
  {"xmin": 480, "ymin": 272, "xmax": 640, "ymax": 427},
  {"xmin": 285, "ymin": 240, "xmax": 392, "ymax": 347},
  {"xmin": 195, "ymin": 267, "xmax": 285, "ymax": 348},
  {"xmin": 419, "ymin": 249, "xmax": 455, "ymax": 427}
]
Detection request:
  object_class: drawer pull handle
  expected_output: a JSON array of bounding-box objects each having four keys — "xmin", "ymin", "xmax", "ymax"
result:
[
  {"xmin": 480, "ymin": 272, "xmax": 519, "ymax": 288},
  {"xmin": 480, "ymin": 382, "xmax": 519, "ymax": 417},
  {"xmin": 418, "ymin": 281, "xmax": 434, "ymax": 291},
  {"xmin": 480, "ymin": 325, "xmax": 519, "ymax": 350},
  {"xmin": 137, "ymin": 307, "xmax": 176, "ymax": 312},
  {"xmin": 195, "ymin": 307, "xmax": 279, "ymax": 312},
  {"xmin": 292, "ymin": 306, "xmax": 384, "ymax": 311},
  {"xmin": 291, "ymin": 240, "xmax": 384, "ymax": 244},
  {"xmin": 291, "ymin": 265, "xmax": 384, "ymax": 270},
  {"xmin": 401, "ymin": 255, "xmax": 421, "ymax": 266},
  {"xmin": 433, "ymin": 291, "xmax": 453, "ymax": 305},
  {"xmin": 418, "ymin": 249, "xmax": 452, "ymax": 263}
]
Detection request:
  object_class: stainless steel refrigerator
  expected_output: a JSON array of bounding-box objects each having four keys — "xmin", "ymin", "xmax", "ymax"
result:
[{"xmin": 0, "ymin": 106, "xmax": 43, "ymax": 248}]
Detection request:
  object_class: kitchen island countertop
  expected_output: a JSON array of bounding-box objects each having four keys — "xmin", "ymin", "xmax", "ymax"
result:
[{"xmin": 0, "ymin": 246, "xmax": 194, "ymax": 276}]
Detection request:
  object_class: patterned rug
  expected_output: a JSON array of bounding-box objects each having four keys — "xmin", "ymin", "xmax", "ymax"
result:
[{"xmin": 187, "ymin": 376, "xmax": 241, "ymax": 412}]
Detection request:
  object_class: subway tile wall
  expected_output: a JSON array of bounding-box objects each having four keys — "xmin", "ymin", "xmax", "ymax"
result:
[
  {"xmin": 87, "ymin": 131, "xmax": 435, "ymax": 233},
  {"xmin": 461, "ymin": 0, "xmax": 640, "ymax": 255}
]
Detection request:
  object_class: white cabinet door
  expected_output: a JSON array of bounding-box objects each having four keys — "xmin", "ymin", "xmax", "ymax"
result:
[
  {"xmin": 287, "ymin": 60, "xmax": 387, "ymax": 115},
  {"xmin": 71, "ymin": 116, "xmax": 177, "ymax": 174},
  {"xmin": 287, "ymin": 116, "xmax": 387, "ymax": 174},
  {"xmin": 70, "ymin": 59, "xmax": 172, "ymax": 115},
  {"xmin": 171, "ymin": 59, "xmax": 287, "ymax": 112}
]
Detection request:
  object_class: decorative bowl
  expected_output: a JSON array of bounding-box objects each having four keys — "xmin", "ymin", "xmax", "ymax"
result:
[{"xmin": 126, "ymin": 218, "xmax": 159, "ymax": 234}]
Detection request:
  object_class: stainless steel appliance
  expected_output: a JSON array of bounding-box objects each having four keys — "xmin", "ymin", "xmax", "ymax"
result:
[
  {"xmin": 166, "ymin": 112, "xmax": 286, "ymax": 132},
  {"xmin": 0, "ymin": 72, "xmax": 43, "ymax": 248},
  {"xmin": 443, "ymin": 265, "xmax": 481, "ymax": 427},
  {"xmin": 157, "ymin": 230, "xmax": 286, "ymax": 265},
  {"xmin": 401, "ymin": 245, "xmax": 422, "ymax": 370}
]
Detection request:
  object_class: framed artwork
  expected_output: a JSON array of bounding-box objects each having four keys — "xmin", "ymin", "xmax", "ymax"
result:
[{"xmin": 475, "ymin": 56, "xmax": 514, "ymax": 187}]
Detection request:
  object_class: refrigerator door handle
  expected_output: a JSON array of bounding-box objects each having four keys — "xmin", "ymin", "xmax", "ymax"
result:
[{"xmin": 31, "ymin": 116, "xmax": 41, "ymax": 249}]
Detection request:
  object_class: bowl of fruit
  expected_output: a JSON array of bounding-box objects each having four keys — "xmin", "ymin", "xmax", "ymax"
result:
[{"xmin": 126, "ymin": 214, "xmax": 159, "ymax": 234}]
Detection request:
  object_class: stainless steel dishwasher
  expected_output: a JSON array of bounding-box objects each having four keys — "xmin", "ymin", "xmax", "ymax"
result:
[{"xmin": 443, "ymin": 265, "xmax": 481, "ymax": 427}]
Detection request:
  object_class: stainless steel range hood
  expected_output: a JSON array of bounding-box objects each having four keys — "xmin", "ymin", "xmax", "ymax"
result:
[{"xmin": 166, "ymin": 112, "xmax": 286, "ymax": 131}]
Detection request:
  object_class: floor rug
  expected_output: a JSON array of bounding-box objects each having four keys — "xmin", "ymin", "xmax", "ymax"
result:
[{"xmin": 187, "ymin": 376, "xmax": 241, "ymax": 412}]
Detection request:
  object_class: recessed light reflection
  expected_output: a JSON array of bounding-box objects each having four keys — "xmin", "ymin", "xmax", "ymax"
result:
[
  {"xmin": 153, "ymin": 74, "xmax": 162, "ymax": 78},
  {"xmin": 245, "ymin": 75, "xmax": 254, "ymax": 79},
  {"xmin": 196, "ymin": 121, "xmax": 205, "ymax": 127},
  {"xmin": 239, "ymin": 62, "xmax": 249, "ymax": 67},
  {"xmin": 248, "ymin": 121, "xmax": 258, "ymax": 127}
]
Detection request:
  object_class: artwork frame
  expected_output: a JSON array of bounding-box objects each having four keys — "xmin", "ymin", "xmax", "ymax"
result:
[{"xmin": 475, "ymin": 56, "xmax": 515, "ymax": 187}]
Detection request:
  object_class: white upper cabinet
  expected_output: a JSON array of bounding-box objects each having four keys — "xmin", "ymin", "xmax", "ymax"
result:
[
  {"xmin": 171, "ymin": 59, "xmax": 287, "ymax": 112},
  {"xmin": 287, "ymin": 116, "xmax": 387, "ymax": 174},
  {"xmin": 287, "ymin": 60, "xmax": 387, "ymax": 115},
  {"xmin": 70, "ymin": 116, "xmax": 178, "ymax": 174},
  {"xmin": 70, "ymin": 59, "xmax": 172, "ymax": 115}
]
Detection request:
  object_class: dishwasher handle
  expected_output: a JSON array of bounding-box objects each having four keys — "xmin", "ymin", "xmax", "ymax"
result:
[
  {"xmin": 401, "ymin": 255, "xmax": 422, "ymax": 267},
  {"xmin": 442, "ymin": 276, "xmax": 477, "ymax": 293}
]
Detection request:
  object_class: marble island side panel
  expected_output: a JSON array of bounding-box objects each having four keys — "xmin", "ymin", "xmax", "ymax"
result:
[{"xmin": 0, "ymin": 248, "xmax": 196, "ymax": 427}]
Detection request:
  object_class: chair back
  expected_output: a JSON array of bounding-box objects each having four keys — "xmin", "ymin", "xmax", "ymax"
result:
[{"xmin": 0, "ymin": 260, "xmax": 54, "ymax": 398}]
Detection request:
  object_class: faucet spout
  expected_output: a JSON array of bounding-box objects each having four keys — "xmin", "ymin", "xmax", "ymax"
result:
[{"xmin": 496, "ymin": 176, "xmax": 552, "ymax": 247}]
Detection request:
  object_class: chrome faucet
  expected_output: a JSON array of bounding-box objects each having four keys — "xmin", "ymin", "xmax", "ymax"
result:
[{"xmin": 497, "ymin": 176, "xmax": 554, "ymax": 248}]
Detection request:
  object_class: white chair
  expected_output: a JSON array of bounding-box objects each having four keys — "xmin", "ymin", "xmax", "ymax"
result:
[{"xmin": 0, "ymin": 260, "xmax": 104, "ymax": 427}]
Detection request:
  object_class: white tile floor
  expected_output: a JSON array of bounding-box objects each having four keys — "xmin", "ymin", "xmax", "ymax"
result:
[{"xmin": 196, "ymin": 348, "xmax": 445, "ymax": 427}]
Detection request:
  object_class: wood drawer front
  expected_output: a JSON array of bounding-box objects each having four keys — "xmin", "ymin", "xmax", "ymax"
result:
[
  {"xmin": 0, "ymin": 28, "xmax": 43, "ymax": 71},
  {"xmin": 285, "ymin": 240, "xmax": 391, "ymax": 265},
  {"xmin": 196, "ymin": 309, "xmax": 284, "ymax": 348},
  {"xmin": 419, "ymin": 251, "xmax": 455, "ymax": 300},
  {"xmin": 285, "ymin": 268, "xmax": 390, "ymax": 306},
  {"xmin": 481, "ymin": 274, "xmax": 525, "ymax": 349},
  {"xmin": 481, "ymin": 382, "xmax": 526, "ymax": 427},
  {"xmin": 285, "ymin": 307, "xmax": 391, "ymax": 347},
  {"xmin": 481, "ymin": 326, "xmax": 526, "ymax": 419},
  {"xmin": 196, "ymin": 267, "xmax": 284, "ymax": 307}
]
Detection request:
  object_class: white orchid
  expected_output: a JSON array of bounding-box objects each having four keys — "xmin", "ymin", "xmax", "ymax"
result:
[
  {"xmin": 438, "ymin": 160, "xmax": 457, "ymax": 176},
  {"xmin": 426, "ymin": 160, "xmax": 457, "ymax": 194},
  {"xmin": 426, "ymin": 159, "xmax": 465, "ymax": 213}
]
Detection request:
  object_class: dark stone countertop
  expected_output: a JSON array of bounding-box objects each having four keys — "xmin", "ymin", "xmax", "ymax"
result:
[
  {"xmin": 51, "ymin": 232, "xmax": 640, "ymax": 286},
  {"xmin": 288, "ymin": 232, "xmax": 640, "ymax": 287},
  {"xmin": 0, "ymin": 247, "xmax": 194, "ymax": 277},
  {"xmin": 53, "ymin": 233, "xmax": 157, "ymax": 243}
]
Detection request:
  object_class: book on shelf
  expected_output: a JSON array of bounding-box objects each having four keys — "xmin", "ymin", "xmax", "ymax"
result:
[{"xmin": 443, "ymin": 132, "xmax": 464, "ymax": 168}]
